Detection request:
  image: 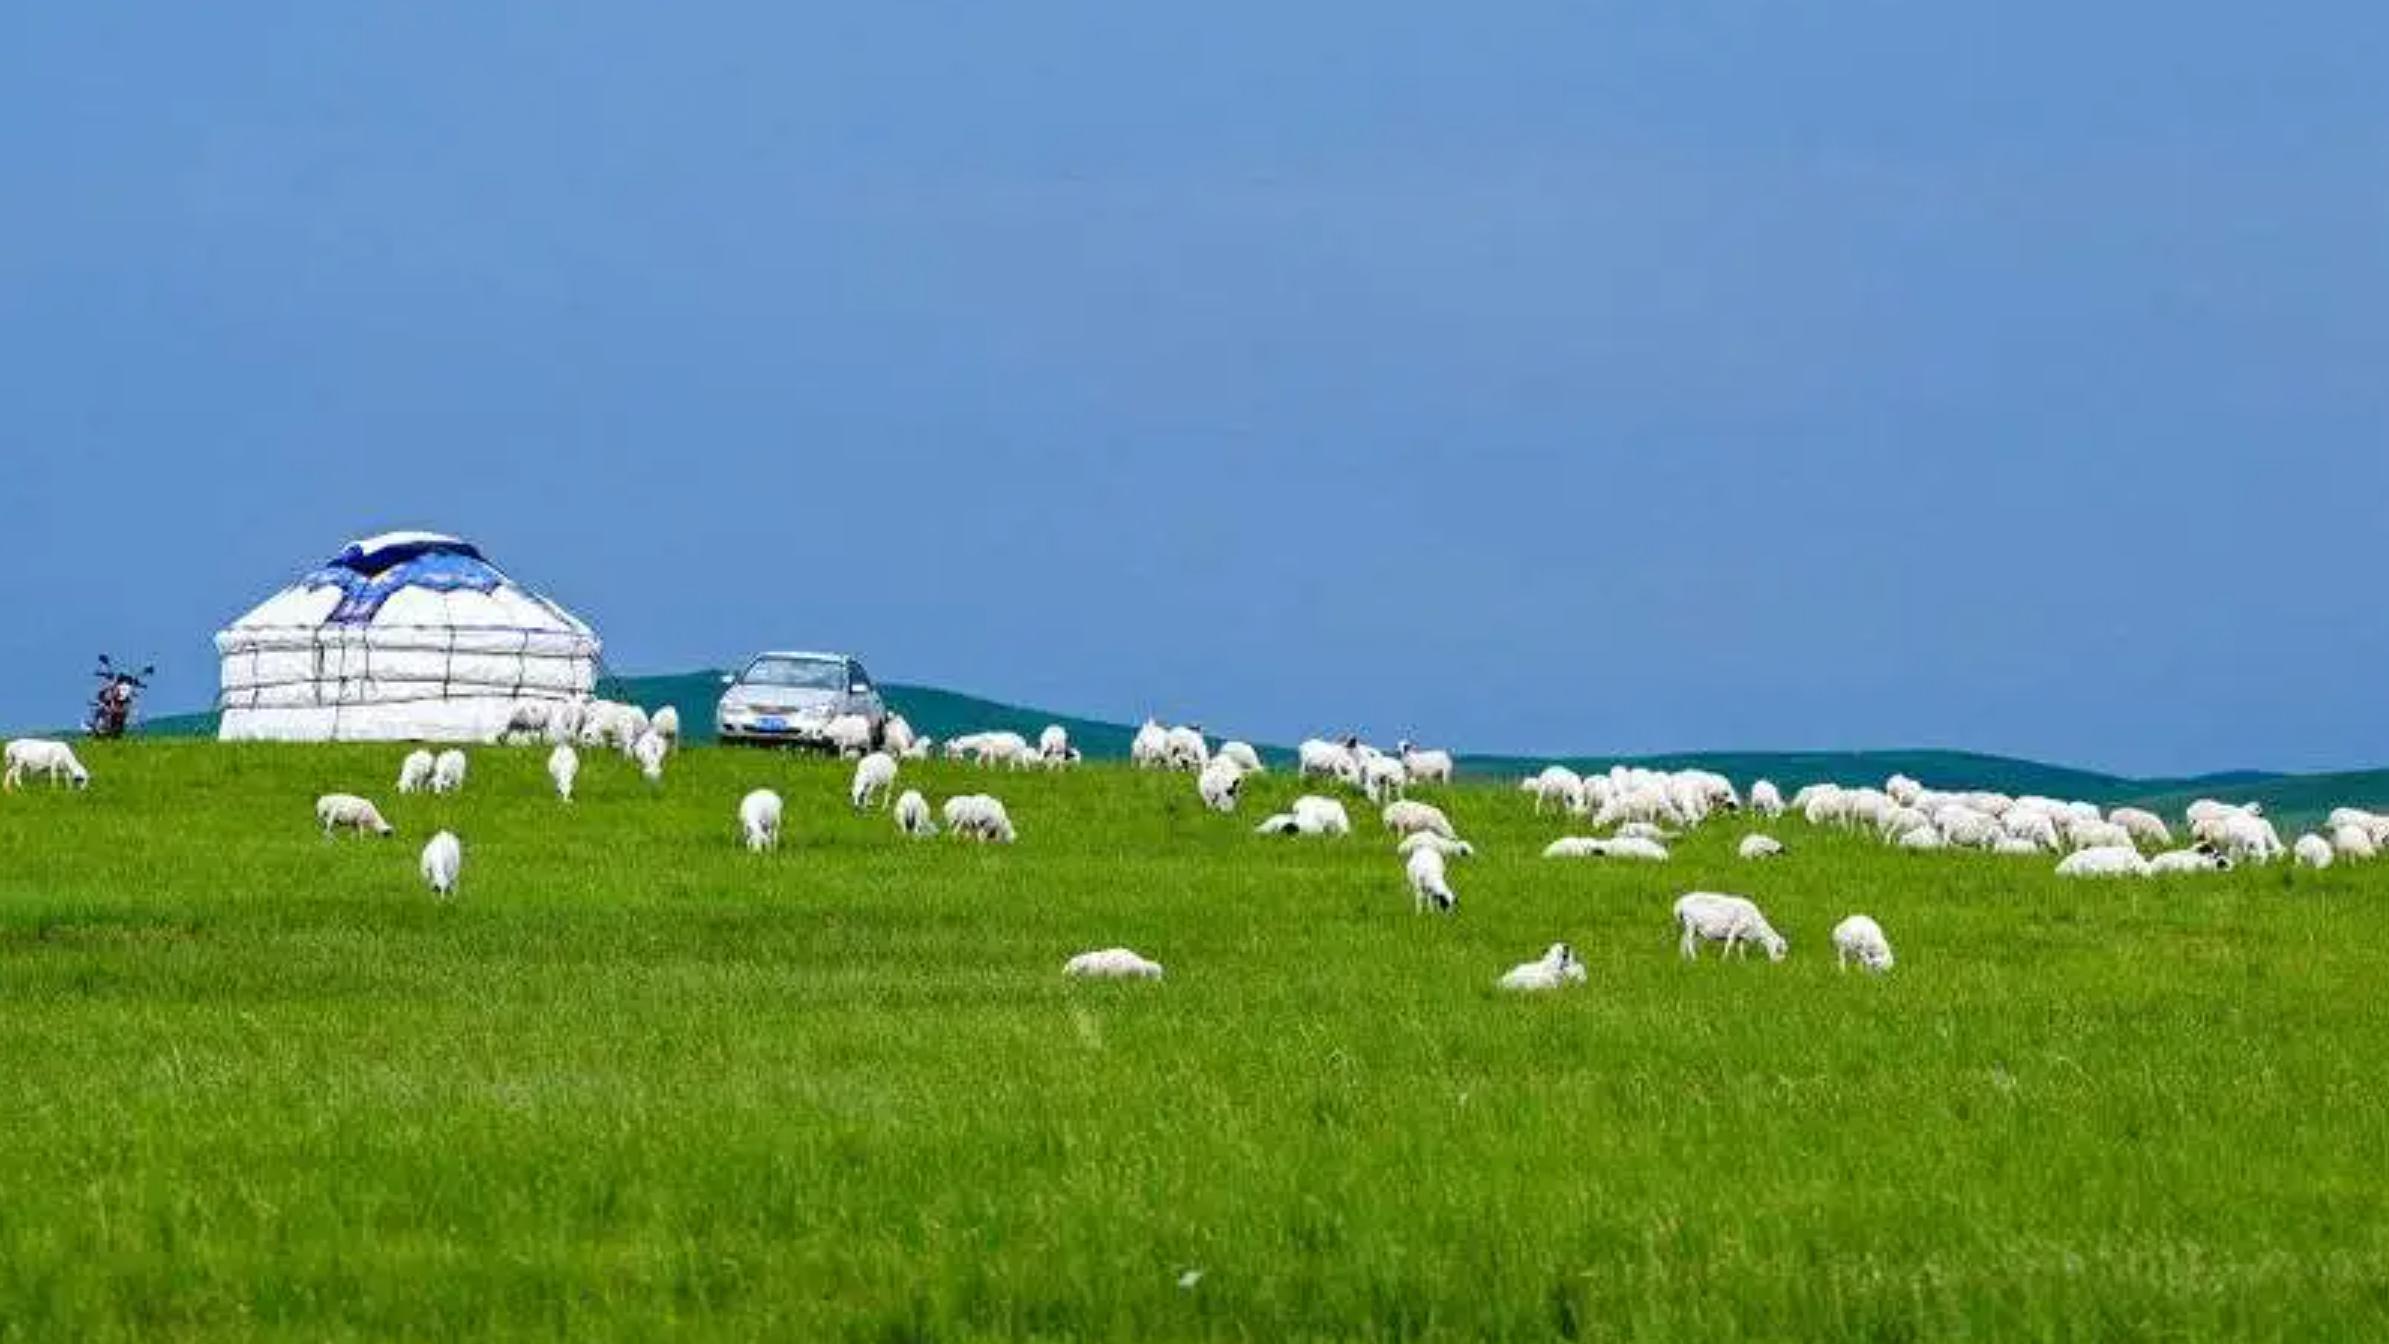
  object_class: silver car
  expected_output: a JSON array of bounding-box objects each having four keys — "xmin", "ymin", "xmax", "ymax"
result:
[{"xmin": 715, "ymin": 651, "xmax": 887, "ymax": 748}]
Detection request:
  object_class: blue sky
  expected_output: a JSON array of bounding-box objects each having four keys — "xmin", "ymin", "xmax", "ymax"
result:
[{"xmin": 4, "ymin": 4, "xmax": 2384, "ymax": 774}]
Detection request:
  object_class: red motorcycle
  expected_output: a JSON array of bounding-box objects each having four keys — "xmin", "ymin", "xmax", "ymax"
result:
[{"xmin": 87, "ymin": 655, "xmax": 154, "ymax": 739}]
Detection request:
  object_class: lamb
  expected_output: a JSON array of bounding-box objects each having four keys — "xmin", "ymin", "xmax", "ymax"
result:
[
  {"xmin": 738, "ymin": 789, "xmax": 783, "ymax": 852},
  {"xmin": 1063, "ymin": 948, "xmax": 1165, "ymax": 980},
  {"xmin": 894, "ymin": 789, "xmax": 937, "ymax": 837},
  {"xmin": 2294, "ymin": 833, "xmax": 2335, "ymax": 869},
  {"xmin": 851, "ymin": 752, "xmax": 898, "ymax": 810},
  {"xmin": 1397, "ymin": 741, "xmax": 1455, "ymax": 786},
  {"xmin": 1217, "ymin": 741, "xmax": 1264, "ymax": 774},
  {"xmin": 823, "ymin": 714, "xmax": 876, "ymax": 758},
  {"xmin": 1737, "ymin": 834, "xmax": 1785, "ymax": 860},
  {"xmin": 420, "ymin": 831, "xmax": 462, "ymax": 898},
  {"xmin": 430, "ymin": 749, "xmax": 469, "ymax": 796},
  {"xmin": 2055, "ymin": 845, "xmax": 2150, "ymax": 878},
  {"xmin": 943, "ymin": 794, "xmax": 1017, "ymax": 844},
  {"xmin": 649, "ymin": 705, "xmax": 681, "ymax": 750},
  {"xmin": 1831, "ymin": 915, "xmax": 1894, "ymax": 973},
  {"xmin": 2332, "ymin": 824, "xmax": 2378, "ymax": 861},
  {"xmin": 3, "ymin": 740, "xmax": 90, "ymax": 792},
  {"xmin": 1038, "ymin": 724, "xmax": 1071, "ymax": 761},
  {"xmin": 631, "ymin": 730, "xmax": 668, "ymax": 784},
  {"xmin": 547, "ymin": 743, "xmax": 579, "ymax": 801},
  {"xmin": 2107, "ymin": 807, "xmax": 2171, "ymax": 847},
  {"xmin": 1197, "ymin": 758, "xmax": 1244, "ymax": 813},
  {"xmin": 396, "ymin": 749, "xmax": 436, "ymax": 795},
  {"xmin": 315, "ymin": 793, "xmax": 394, "ymax": 838},
  {"xmin": 1380, "ymin": 799, "xmax": 1456, "ymax": 839},
  {"xmin": 1749, "ymin": 780, "xmax": 1785, "ymax": 817},
  {"xmin": 1397, "ymin": 832, "xmax": 1474, "ymax": 859},
  {"xmin": 1498, "ymin": 943, "xmax": 1587, "ymax": 992},
  {"xmin": 1673, "ymin": 892, "xmax": 1788, "ymax": 962},
  {"xmin": 1405, "ymin": 846, "xmax": 1458, "ymax": 913},
  {"xmin": 2149, "ymin": 845, "xmax": 2232, "ymax": 873}
]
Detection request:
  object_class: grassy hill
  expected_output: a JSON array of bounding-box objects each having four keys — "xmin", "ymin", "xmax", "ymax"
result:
[
  {"xmin": 133, "ymin": 671, "xmax": 2387, "ymax": 823},
  {"xmin": 2, "ymin": 741, "xmax": 2387, "ymax": 1335}
]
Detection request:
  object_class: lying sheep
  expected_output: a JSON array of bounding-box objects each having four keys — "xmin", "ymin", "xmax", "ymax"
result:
[
  {"xmin": 1380, "ymin": 799, "xmax": 1456, "ymax": 840},
  {"xmin": 2056, "ymin": 845, "xmax": 2150, "ymax": 878},
  {"xmin": 1064, "ymin": 948, "xmax": 1164, "ymax": 980},
  {"xmin": 2295, "ymin": 833, "xmax": 2335, "ymax": 869},
  {"xmin": 739, "ymin": 789, "xmax": 783, "ymax": 852},
  {"xmin": 396, "ymin": 750, "xmax": 436, "ymax": 795},
  {"xmin": 894, "ymin": 789, "xmax": 937, "ymax": 837},
  {"xmin": 1397, "ymin": 741, "xmax": 1455, "ymax": 786},
  {"xmin": 2149, "ymin": 845, "xmax": 2232, "ymax": 873},
  {"xmin": 420, "ymin": 831, "xmax": 462, "ymax": 898},
  {"xmin": 431, "ymin": 749, "xmax": 468, "ymax": 796},
  {"xmin": 1737, "ymin": 834, "xmax": 1785, "ymax": 860},
  {"xmin": 1542, "ymin": 836, "xmax": 1668, "ymax": 861},
  {"xmin": 1293, "ymin": 795, "xmax": 1352, "ymax": 836},
  {"xmin": 1831, "ymin": 915, "xmax": 1894, "ymax": 973},
  {"xmin": 1405, "ymin": 846, "xmax": 1458, "ymax": 913},
  {"xmin": 548, "ymin": 743, "xmax": 578, "ymax": 801},
  {"xmin": 316, "ymin": 794, "xmax": 394, "ymax": 838},
  {"xmin": 1197, "ymin": 758, "xmax": 1245, "ymax": 813},
  {"xmin": 1397, "ymin": 832, "xmax": 1474, "ymax": 858},
  {"xmin": 851, "ymin": 752, "xmax": 898, "ymax": 810},
  {"xmin": 1674, "ymin": 892, "xmax": 1787, "ymax": 962},
  {"xmin": 1498, "ymin": 943, "xmax": 1586, "ymax": 992},
  {"xmin": 1895, "ymin": 827, "xmax": 1946, "ymax": 852},
  {"xmin": 944, "ymin": 794, "xmax": 1017, "ymax": 844}
]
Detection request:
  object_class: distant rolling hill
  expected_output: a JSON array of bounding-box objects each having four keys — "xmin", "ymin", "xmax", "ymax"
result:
[{"xmin": 131, "ymin": 671, "xmax": 2387, "ymax": 823}]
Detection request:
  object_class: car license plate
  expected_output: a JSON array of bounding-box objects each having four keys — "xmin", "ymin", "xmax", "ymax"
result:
[{"xmin": 756, "ymin": 716, "xmax": 787, "ymax": 732}]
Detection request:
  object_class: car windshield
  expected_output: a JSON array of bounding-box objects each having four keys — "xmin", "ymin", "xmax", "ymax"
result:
[{"xmin": 741, "ymin": 657, "xmax": 847, "ymax": 691}]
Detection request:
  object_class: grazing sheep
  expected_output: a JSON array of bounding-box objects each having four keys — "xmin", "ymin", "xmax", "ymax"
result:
[
  {"xmin": 1163, "ymin": 725, "xmax": 1211, "ymax": 771},
  {"xmin": 944, "ymin": 794, "xmax": 1017, "ymax": 844},
  {"xmin": 1380, "ymin": 799, "xmax": 1456, "ymax": 839},
  {"xmin": 2195, "ymin": 810, "xmax": 2287, "ymax": 864},
  {"xmin": 547, "ymin": 743, "xmax": 579, "ymax": 802},
  {"xmin": 2055, "ymin": 845, "xmax": 2150, "ymax": 878},
  {"xmin": 2, "ymin": 740, "xmax": 90, "ymax": 792},
  {"xmin": 501, "ymin": 701, "xmax": 552, "ymax": 743},
  {"xmin": 2066, "ymin": 818, "xmax": 2134, "ymax": 852},
  {"xmin": 649, "ymin": 706, "xmax": 681, "ymax": 750},
  {"xmin": 1397, "ymin": 832, "xmax": 1475, "ymax": 859},
  {"xmin": 1831, "ymin": 915, "xmax": 1894, "ymax": 973},
  {"xmin": 882, "ymin": 715, "xmax": 917, "ymax": 758},
  {"xmin": 2001, "ymin": 810, "xmax": 2063, "ymax": 852},
  {"xmin": 431, "ymin": 749, "xmax": 468, "ymax": 796},
  {"xmin": 964, "ymin": 731, "xmax": 1031, "ymax": 768},
  {"xmin": 1197, "ymin": 758, "xmax": 1244, "ymax": 813},
  {"xmin": 738, "ymin": 789, "xmax": 783, "ymax": 852},
  {"xmin": 1397, "ymin": 741, "xmax": 1455, "ymax": 786},
  {"xmin": 851, "ymin": 752, "xmax": 898, "ymax": 810},
  {"xmin": 316, "ymin": 794, "xmax": 394, "ymax": 839},
  {"xmin": 1521, "ymin": 766, "xmax": 1585, "ymax": 815},
  {"xmin": 1498, "ymin": 943, "xmax": 1587, "ymax": 992},
  {"xmin": 1298, "ymin": 738, "xmax": 1360, "ymax": 785},
  {"xmin": 1038, "ymin": 724, "xmax": 1071, "ymax": 760},
  {"xmin": 1359, "ymin": 753, "xmax": 1409, "ymax": 804},
  {"xmin": 900, "ymin": 736, "xmax": 934, "ymax": 761},
  {"xmin": 1217, "ymin": 741, "xmax": 1264, "ymax": 774},
  {"xmin": 1130, "ymin": 719, "xmax": 1170, "ymax": 769},
  {"xmin": 2332, "ymin": 824, "xmax": 2378, "ymax": 861},
  {"xmin": 2108, "ymin": 807, "xmax": 2171, "ymax": 847},
  {"xmin": 894, "ymin": 789, "xmax": 937, "ymax": 837},
  {"xmin": 420, "ymin": 831, "xmax": 462, "ymax": 898},
  {"xmin": 2295, "ymin": 833, "xmax": 2335, "ymax": 869},
  {"xmin": 396, "ymin": 750, "xmax": 436, "ymax": 795},
  {"xmin": 1886, "ymin": 774, "xmax": 1924, "ymax": 807},
  {"xmin": 631, "ymin": 730, "xmax": 668, "ymax": 784},
  {"xmin": 2150, "ymin": 845, "xmax": 2232, "ymax": 873},
  {"xmin": 2328, "ymin": 808, "xmax": 2389, "ymax": 845},
  {"xmin": 1934, "ymin": 807, "xmax": 2003, "ymax": 849},
  {"xmin": 1674, "ymin": 892, "xmax": 1788, "ymax": 962},
  {"xmin": 1405, "ymin": 846, "xmax": 1458, "ymax": 913},
  {"xmin": 1064, "ymin": 948, "xmax": 1164, "ymax": 980},
  {"xmin": 1738, "ymin": 834, "xmax": 1785, "ymax": 860},
  {"xmin": 1749, "ymin": 780, "xmax": 1785, "ymax": 818},
  {"xmin": 823, "ymin": 714, "xmax": 876, "ymax": 758},
  {"xmin": 544, "ymin": 701, "xmax": 584, "ymax": 746}
]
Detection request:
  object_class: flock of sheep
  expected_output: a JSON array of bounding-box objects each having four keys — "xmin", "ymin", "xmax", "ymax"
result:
[{"xmin": 10, "ymin": 705, "xmax": 2385, "ymax": 993}]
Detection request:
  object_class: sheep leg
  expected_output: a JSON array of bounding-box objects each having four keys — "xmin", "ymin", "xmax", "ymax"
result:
[{"xmin": 1678, "ymin": 923, "xmax": 1699, "ymax": 961}]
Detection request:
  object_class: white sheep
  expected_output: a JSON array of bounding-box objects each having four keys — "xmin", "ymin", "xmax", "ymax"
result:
[
  {"xmin": 1129, "ymin": 719, "xmax": 1169, "ymax": 769},
  {"xmin": 1674, "ymin": 892, "xmax": 1787, "ymax": 962},
  {"xmin": 501, "ymin": 701, "xmax": 552, "ymax": 743},
  {"xmin": 1748, "ymin": 780, "xmax": 1785, "ymax": 818},
  {"xmin": 2107, "ymin": 807, "xmax": 2171, "ymax": 847},
  {"xmin": 2066, "ymin": 818, "xmax": 2134, "ymax": 852},
  {"xmin": 823, "ymin": 714, "xmax": 876, "ymax": 758},
  {"xmin": 547, "ymin": 743, "xmax": 578, "ymax": 802},
  {"xmin": 649, "ymin": 705, "xmax": 681, "ymax": 750},
  {"xmin": 739, "ymin": 789, "xmax": 783, "ymax": 852},
  {"xmin": 420, "ymin": 831, "xmax": 462, "ymax": 898},
  {"xmin": 631, "ymin": 730, "xmax": 668, "ymax": 784},
  {"xmin": 1541, "ymin": 836, "xmax": 1668, "ymax": 861},
  {"xmin": 1038, "ymin": 724, "xmax": 1071, "ymax": 760},
  {"xmin": 895, "ymin": 789, "xmax": 937, "ymax": 837},
  {"xmin": 1895, "ymin": 826, "xmax": 1946, "ymax": 852},
  {"xmin": 1359, "ymin": 753, "xmax": 1409, "ymax": 804},
  {"xmin": 1405, "ymin": 846, "xmax": 1458, "ymax": 913},
  {"xmin": 944, "ymin": 794, "xmax": 1016, "ymax": 844},
  {"xmin": 1520, "ymin": 766, "xmax": 1585, "ymax": 816},
  {"xmin": 851, "ymin": 752, "xmax": 898, "ymax": 810},
  {"xmin": 1063, "ymin": 948, "xmax": 1164, "ymax": 980},
  {"xmin": 1397, "ymin": 832, "xmax": 1474, "ymax": 859},
  {"xmin": 1831, "ymin": 915, "xmax": 1893, "ymax": 973},
  {"xmin": 2332, "ymin": 824, "xmax": 2377, "ymax": 860},
  {"xmin": 316, "ymin": 794, "xmax": 394, "ymax": 838},
  {"xmin": 1397, "ymin": 741, "xmax": 1454, "ymax": 786},
  {"xmin": 2001, "ymin": 809, "xmax": 2063, "ymax": 852},
  {"xmin": 2294, "ymin": 833, "xmax": 2335, "ymax": 869},
  {"xmin": 1498, "ymin": 943, "xmax": 1587, "ymax": 992},
  {"xmin": 967, "ymin": 731, "xmax": 1031, "ymax": 768},
  {"xmin": 1162, "ymin": 725, "xmax": 1210, "ymax": 771},
  {"xmin": 882, "ymin": 715, "xmax": 917, "ymax": 758},
  {"xmin": 2194, "ymin": 810, "xmax": 2286, "ymax": 864},
  {"xmin": 2149, "ymin": 845, "xmax": 2232, "ymax": 873},
  {"xmin": 1989, "ymin": 836, "xmax": 2045, "ymax": 856},
  {"xmin": 544, "ymin": 701, "xmax": 584, "ymax": 746},
  {"xmin": 396, "ymin": 750, "xmax": 436, "ymax": 795},
  {"xmin": 1197, "ymin": 758, "xmax": 1244, "ymax": 813},
  {"xmin": 1737, "ymin": 834, "xmax": 1785, "ymax": 860},
  {"xmin": 431, "ymin": 749, "xmax": 469, "ymax": 796},
  {"xmin": 1298, "ymin": 738, "xmax": 1360, "ymax": 785},
  {"xmin": 2055, "ymin": 845, "xmax": 2150, "ymax": 878},
  {"xmin": 1614, "ymin": 820, "xmax": 1672, "ymax": 844},
  {"xmin": 1380, "ymin": 799, "xmax": 1455, "ymax": 839},
  {"xmin": 1217, "ymin": 741, "xmax": 1264, "ymax": 774},
  {"xmin": 1292, "ymin": 795, "xmax": 1352, "ymax": 836}
]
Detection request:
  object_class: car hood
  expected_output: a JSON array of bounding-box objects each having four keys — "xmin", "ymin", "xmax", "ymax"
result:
[{"xmin": 721, "ymin": 685, "xmax": 841, "ymax": 716}]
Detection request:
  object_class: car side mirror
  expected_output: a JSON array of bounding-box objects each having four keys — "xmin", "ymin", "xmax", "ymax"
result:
[
  {"xmin": 850, "ymin": 684, "xmax": 870, "ymax": 695},
  {"xmin": 719, "ymin": 673, "xmax": 735, "ymax": 686}
]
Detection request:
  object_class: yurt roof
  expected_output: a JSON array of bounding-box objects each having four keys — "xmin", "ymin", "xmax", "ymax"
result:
[{"xmin": 220, "ymin": 532, "xmax": 596, "ymax": 637}]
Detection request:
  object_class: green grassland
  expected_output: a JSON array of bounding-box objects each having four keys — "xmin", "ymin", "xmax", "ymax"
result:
[{"xmin": 1, "ymin": 742, "xmax": 2385, "ymax": 1339}]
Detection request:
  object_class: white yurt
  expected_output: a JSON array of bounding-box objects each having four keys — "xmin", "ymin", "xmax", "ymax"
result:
[{"xmin": 215, "ymin": 531, "xmax": 602, "ymax": 742}]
